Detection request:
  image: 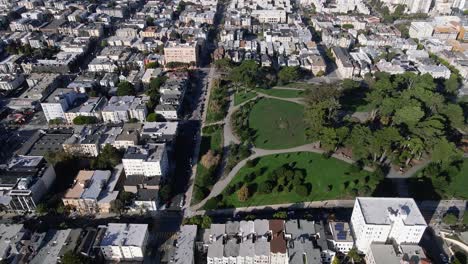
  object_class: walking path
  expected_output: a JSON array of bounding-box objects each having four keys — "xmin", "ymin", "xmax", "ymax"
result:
[
  {"xmin": 190, "ymin": 141, "xmax": 372, "ymax": 211},
  {"xmin": 272, "ymin": 86, "xmax": 306, "ymax": 91},
  {"xmin": 440, "ymin": 231, "xmax": 468, "ymax": 254},
  {"xmin": 255, "ymin": 92, "xmax": 305, "ymax": 105}
]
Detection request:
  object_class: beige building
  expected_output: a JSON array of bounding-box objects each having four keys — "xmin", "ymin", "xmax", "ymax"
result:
[
  {"xmin": 62, "ymin": 167, "xmax": 122, "ymax": 214},
  {"xmin": 164, "ymin": 41, "xmax": 200, "ymax": 65}
]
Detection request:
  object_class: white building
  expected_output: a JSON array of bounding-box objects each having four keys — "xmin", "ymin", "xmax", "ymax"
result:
[
  {"xmin": 409, "ymin": 22, "xmax": 434, "ymax": 39},
  {"xmin": 41, "ymin": 88, "xmax": 79, "ymax": 122},
  {"xmin": 328, "ymin": 222, "xmax": 354, "ymax": 253},
  {"xmin": 350, "ymin": 197, "xmax": 427, "ymax": 254},
  {"xmin": 0, "ymin": 74, "xmax": 24, "ymax": 91},
  {"xmin": 102, "ymin": 96, "xmax": 147, "ymax": 123},
  {"xmin": 100, "ymin": 223, "xmax": 149, "ymax": 261},
  {"xmin": 122, "ymin": 144, "xmax": 169, "ymax": 178}
]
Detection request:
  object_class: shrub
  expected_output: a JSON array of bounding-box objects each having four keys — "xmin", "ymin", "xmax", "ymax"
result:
[
  {"xmin": 201, "ymin": 150, "xmax": 220, "ymax": 169},
  {"xmin": 244, "ymin": 173, "xmax": 255, "ymax": 182},
  {"xmin": 443, "ymin": 213, "xmax": 458, "ymax": 225},
  {"xmin": 237, "ymin": 185, "xmax": 250, "ymax": 202},
  {"xmin": 258, "ymin": 180, "xmax": 274, "ymax": 194},
  {"xmin": 205, "ymin": 196, "xmax": 221, "ymax": 210},
  {"xmin": 295, "ymin": 185, "xmax": 309, "ymax": 196}
]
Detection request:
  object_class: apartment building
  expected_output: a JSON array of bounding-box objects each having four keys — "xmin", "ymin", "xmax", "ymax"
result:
[
  {"xmin": 332, "ymin": 47, "xmax": 356, "ymax": 78},
  {"xmin": 99, "ymin": 223, "xmax": 149, "ymax": 261},
  {"xmin": 122, "ymin": 144, "xmax": 169, "ymax": 178},
  {"xmin": 101, "ymin": 96, "xmax": 147, "ymax": 123},
  {"xmin": 350, "ymin": 197, "xmax": 427, "ymax": 254},
  {"xmin": 63, "ymin": 125, "xmax": 123, "ymax": 157},
  {"xmin": 0, "ymin": 156, "xmax": 56, "ymax": 212},
  {"xmin": 40, "ymin": 88, "xmax": 80, "ymax": 122},
  {"xmin": 167, "ymin": 225, "xmax": 198, "ymax": 264},
  {"xmin": 62, "ymin": 167, "xmax": 122, "ymax": 214},
  {"xmin": 0, "ymin": 73, "xmax": 24, "ymax": 91},
  {"xmin": 64, "ymin": 96, "xmax": 107, "ymax": 124},
  {"xmin": 164, "ymin": 41, "xmax": 200, "ymax": 65}
]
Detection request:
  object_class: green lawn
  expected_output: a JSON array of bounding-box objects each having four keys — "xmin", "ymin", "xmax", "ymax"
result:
[
  {"xmin": 234, "ymin": 91, "xmax": 257, "ymax": 105},
  {"xmin": 221, "ymin": 152, "xmax": 377, "ymax": 207},
  {"xmin": 446, "ymin": 159, "xmax": 468, "ymax": 199},
  {"xmin": 282, "ymin": 82, "xmax": 311, "ymax": 89},
  {"xmin": 256, "ymin": 88, "xmax": 304, "ymax": 98},
  {"xmin": 249, "ymin": 98, "xmax": 308, "ymax": 149}
]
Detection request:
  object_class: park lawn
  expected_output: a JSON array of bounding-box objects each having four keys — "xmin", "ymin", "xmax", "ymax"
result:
[
  {"xmin": 234, "ymin": 90, "xmax": 257, "ymax": 105},
  {"xmin": 256, "ymin": 88, "xmax": 304, "ymax": 98},
  {"xmin": 249, "ymin": 98, "xmax": 308, "ymax": 149},
  {"xmin": 446, "ymin": 159, "xmax": 468, "ymax": 199},
  {"xmin": 221, "ymin": 152, "xmax": 377, "ymax": 207},
  {"xmin": 283, "ymin": 82, "xmax": 311, "ymax": 89}
]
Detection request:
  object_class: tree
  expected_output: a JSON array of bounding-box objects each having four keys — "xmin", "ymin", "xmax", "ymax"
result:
[
  {"xmin": 145, "ymin": 62, "xmax": 158, "ymax": 68},
  {"xmin": 295, "ymin": 185, "xmax": 309, "ymax": 196},
  {"xmin": 72, "ymin": 116, "xmax": 98, "ymax": 125},
  {"xmin": 258, "ymin": 180, "xmax": 274, "ymax": 194},
  {"xmin": 117, "ymin": 81, "xmax": 136, "ymax": 96},
  {"xmin": 272, "ymin": 211, "xmax": 288, "ymax": 219},
  {"xmin": 214, "ymin": 58, "xmax": 234, "ymax": 70},
  {"xmin": 91, "ymin": 144, "xmax": 123, "ymax": 170},
  {"xmin": 347, "ymin": 248, "xmax": 363, "ymax": 262},
  {"xmin": 278, "ymin": 66, "xmax": 300, "ymax": 84},
  {"xmin": 393, "ymin": 105, "xmax": 425, "ymax": 126},
  {"xmin": 49, "ymin": 118, "xmax": 63, "ymax": 125},
  {"xmin": 205, "ymin": 196, "xmax": 221, "ymax": 210},
  {"xmin": 146, "ymin": 113, "xmax": 157, "ymax": 122},
  {"xmin": 201, "ymin": 150, "xmax": 220, "ymax": 169},
  {"xmin": 110, "ymin": 199, "xmax": 124, "ymax": 214},
  {"xmin": 331, "ymin": 256, "xmax": 341, "ymax": 264},
  {"xmin": 442, "ymin": 213, "xmax": 458, "ymax": 225},
  {"xmin": 237, "ymin": 185, "xmax": 250, "ymax": 202},
  {"xmin": 444, "ymin": 73, "xmax": 460, "ymax": 95},
  {"xmin": 463, "ymin": 211, "xmax": 468, "ymax": 226},
  {"xmin": 431, "ymin": 138, "xmax": 461, "ymax": 164},
  {"xmin": 159, "ymin": 185, "xmax": 172, "ymax": 202},
  {"xmin": 62, "ymin": 251, "xmax": 89, "ymax": 264},
  {"xmin": 36, "ymin": 203, "xmax": 48, "ymax": 215},
  {"xmin": 229, "ymin": 60, "xmax": 260, "ymax": 88}
]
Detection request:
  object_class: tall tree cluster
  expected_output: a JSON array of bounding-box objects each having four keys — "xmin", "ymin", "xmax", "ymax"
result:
[{"xmin": 305, "ymin": 72, "xmax": 465, "ymax": 169}]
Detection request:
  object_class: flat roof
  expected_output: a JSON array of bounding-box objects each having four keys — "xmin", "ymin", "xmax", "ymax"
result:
[
  {"xmin": 357, "ymin": 197, "xmax": 427, "ymax": 226},
  {"xmin": 100, "ymin": 223, "xmax": 148, "ymax": 247}
]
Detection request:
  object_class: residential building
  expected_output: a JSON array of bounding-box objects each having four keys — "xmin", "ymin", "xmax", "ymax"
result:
[
  {"xmin": 0, "ymin": 156, "xmax": 56, "ymax": 212},
  {"xmin": 102, "ymin": 96, "xmax": 147, "ymax": 123},
  {"xmin": 366, "ymin": 244, "xmax": 430, "ymax": 264},
  {"xmin": 164, "ymin": 41, "xmax": 200, "ymax": 65},
  {"xmin": 62, "ymin": 125, "xmax": 123, "ymax": 157},
  {"xmin": 409, "ymin": 22, "xmax": 434, "ymax": 39},
  {"xmin": 0, "ymin": 224, "xmax": 29, "ymax": 262},
  {"xmin": 122, "ymin": 144, "xmax": 169, "ymax": 178},
  {"xmin": 64, "ymin": 96, "xmax": 107, "ymax": 124},
  {"xmin": 332, "ymin": 47, "xmax": 356, "ymax": 78},
  {"xmin": 62, "ymin": 166, "xmax": 122, "ymax": 214},
  {"xmin": 141, "ymin": 122, "xmax": 178, "ymax": 143},
  {"xmin": 155, "ymin": 104, "xmax": 178, "ymax": 120},
  {"xmin": 350, "ymin": 197, "xmax": 427, "ymax": 254},
  {"xmin": 0, "ymin": 74, "xmax": 24, "ymax": 91},
  {"xmin": 99, "ymin": 223, "xmax": 149, "ymax": 261},
  {"xmin": 30, "ymin": 229, "xmax": 82, "ymax": 264},
  {"xmin": 40, "ymin": 88, "xmax": 80, "ymax": 122},
  {"xmin": 167, "ymin": 225, "xmax": 198, "ymax": 264},
  {"xmin": 328, "ymin": 222, "xmax": 354, "ymax": 253},
  {"xmin": 269, "ymin": 220, "xmax": 288, "ymax": 264},
  {"xmin": 285, "ymin": 220, "xmax": 323, "ymax": 264}
]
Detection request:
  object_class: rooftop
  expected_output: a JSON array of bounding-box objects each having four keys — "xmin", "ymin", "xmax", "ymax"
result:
[
  {"xmin": 100, "ymin": 223, "xmax": 148, "ymax": 247},
  {"xmin": 356, "ymin": 197, "xmax": 427, "ymax": 226}
]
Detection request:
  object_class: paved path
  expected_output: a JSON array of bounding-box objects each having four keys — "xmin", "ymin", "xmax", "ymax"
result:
[
  {"xmin": 190, "ymin": 143, "xmax": 371, "ymax": 211},
  {"xmin": 441, "ymin": 231, "xmax": 468, "ymax": 254},
  {"xmin": 386, "ymin": 159, "xmax": 430, "ymax": 179},
  {"xmin": 255, "ymin": 92, "xmax": 305, "ymax": 105},
  {"xmin": 272, "ymin": 86, "xmax": 307, "ymax": 91},
  {"xmin": 189, "ymin": 90, "xmax": 375, "ymax": 212},
  {"xmin": 192, "ymin": 200, "xmax": 355, "ymax": 216}
]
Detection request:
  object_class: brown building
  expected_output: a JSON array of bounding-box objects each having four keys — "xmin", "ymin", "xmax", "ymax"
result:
[{"xmin": 269, "ymin": 220, "xmax": 288, "ymax": 263}]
